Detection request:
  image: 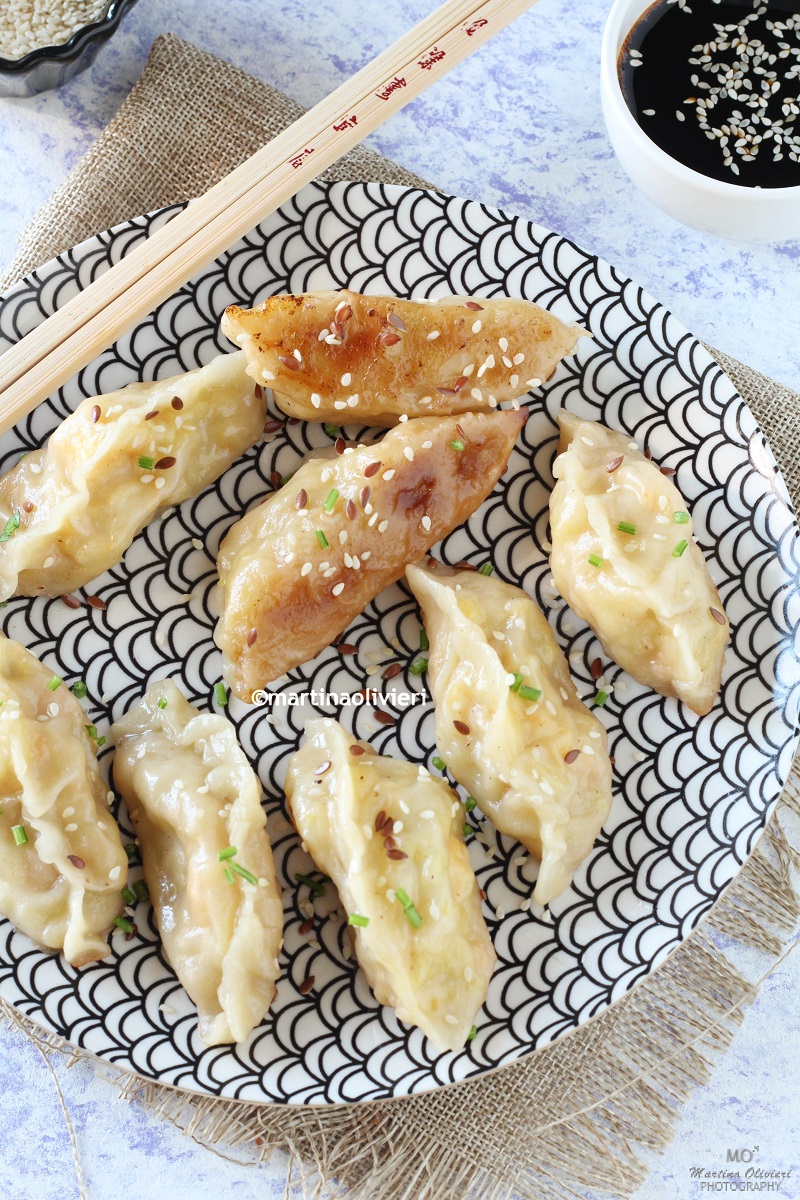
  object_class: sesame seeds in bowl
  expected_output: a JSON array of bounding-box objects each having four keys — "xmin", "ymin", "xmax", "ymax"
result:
[
  {"xmin": 600, "ymin": 0, "xmax": 800, "ymax": 240},
  {"xmin": 0, "ymin": 0, "xmax": 139, "ymax": 98}
]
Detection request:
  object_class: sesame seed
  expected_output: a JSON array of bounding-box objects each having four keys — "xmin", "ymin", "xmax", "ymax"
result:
[
  {"xmin": 301, "ymin": 562, "xmax": 312, "ymax": 576},
  {"xmin": 404, "ymin": 447, "xmax": 414, "ymax": 461},
  {"xmin": 311, "ymin": 393, "xmax": 321, "ymax": 408},
  {"xmin": 332, "ymin": 582, "xmax": 345, "ymax": 596},
  {"xmin": 383, "ymin": 469, "xmax": 396, "ymax": 480},
  {"xmin": 378, "ymin": 520, "xmax": 389, "ymax": 533},
  {"xmin": 341, "ymin": 373, "xmax": 352, "ymax": 386},
  {"xmin": 421, "ymin": 515, "xmax": 432, "ymax": 532},
  {"xmin": 472, "ymin": 320, "xmax": 482, "ymax": 333}
]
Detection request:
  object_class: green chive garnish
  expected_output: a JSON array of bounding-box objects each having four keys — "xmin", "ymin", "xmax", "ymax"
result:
[
  {"xmin": 71, "ymin": 681, "xmax": 88, "ymax": 699},
  {"xmin": 295, "ymin": 872, "xmax": 326, "ymax": 898},
  {"xmin": 0, "ymin": 602, "xmax": 6, "ymax": 608},
  {"xmin": 279, "ymin": 473, "xmax": 295, "ymax": 487},
  {"xmin": 225, "ymin": 867, "xmax": 235, "ymax": 885},
  {"xmin": 113, "ymin": 917, "xmax": 134, "ymax": 934},
  {"xmin": 419, "ymin": 629, "xmax": 429, "ymax": 652},
  {"xmin": 617, "ymin": 521, "xmax": 637, "ymax": 535},
  {"xmin": 594, "ymin": 690, "xmax": 609, "ymax": 706},
  {"xmin": 463, "ymin": 823, "xmax": 472, "ymax": 837},
  {"xmin": 11, "ymin": 825, "xmax": 28, "ymax": 846},
  {"xmin": 218, "ymin": 845, "xmax": 237, "ymax": 861},
  {"xmin": 432, "ymin": 756, "xmax": 446, "ymax": 771},
  {"xmin": 588, "ymin": 553, "xmax": 604, "ymax": 568},
  {"xmin": 467, "ymin": 1025, "xmax": 477, "ymax": 1042},
  {"xmin": 46, "ymin": 675, "xmax": 62, "ymax": 691},
  {"xmin": 518, "ymin": 685, "xmax": 542, "ymax": 702},
  {"xmin": 323, "ymin": 488, "xmax": 339, "ymax": 513},
  {"xmin": 230, "ymin": 862, "xmax": 258, "ymax": 886},
  {"xmin": 85, "ymin": 724, "xmax": 107, "ymax": 747},
  {"xmin": 479, "ymin": 563, "xmax": 494, "ymax": 576},
  {"xmin": 673, "ymin": 539, "xmax": 688, "ymax": 558},
  {"xmin": 138, "ymin": 456, "xmax": 155, "ymax": 471},
  {"xmin": 157, "ymin": 697, "xmax": 168, "ymax": 710},
  {"xmin": 409, "ymin": 657, "xmax": 428, "ymax": 676},
  {"xmin": 323, "ymin": 423, "xmax": 340, "ymax": 438},
  {"xmin": 0, "ymin": 511, "xmax": 20, "ymax": 543},
  {"xmin": 509, "ymin": 673, "xmax": 524, "ymax": 693},
  {"xmin": 133, "ymin": 880, "xmax": 150, "ymax": 902},
  {"xmin": 465, "ymin": 796, "xmax": 477, "ymax": 813},
  {"xmin": 394, "ymin": 887, "xmax": 423, "ymax": 928},
  {"xmin": 448, "ymin": 439, "xmax": 465, "ymax": 452},
  {"xmin": 673, "ymin": 511, "xmax": 690, "ymax": 524},
  {"xmin": 122, "ymin": 887, "xmax": 136, "ymax": 906},
  {"xmin": 124, "ymin": 843, "xmax": 138, "ymax": 863},
  {"xmin": 214, "ymin": 682, "xmax": 228, "ymax": 706},
  {"xmin": 315, "ymin": 529, "xmax": 329, "ymax": 549},
  {"xmin": 348, "ymin": 913, "xmax": 370, "ymax": 927}
]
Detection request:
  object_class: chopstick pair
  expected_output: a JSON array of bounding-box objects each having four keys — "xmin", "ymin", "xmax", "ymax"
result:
[{"xmin": 0, "ymin": 0, "xmax": 539, "ymax": 437}]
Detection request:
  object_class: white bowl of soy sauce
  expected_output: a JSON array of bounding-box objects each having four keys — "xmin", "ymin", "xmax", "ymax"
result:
[{"xmin": 601, "ymin": 0, "xmax": 800, "ymax": 241}]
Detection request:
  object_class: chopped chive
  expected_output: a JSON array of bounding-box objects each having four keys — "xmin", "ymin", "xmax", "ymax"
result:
[
  {"xmin": 323, "ymin": 423, "xmax": 340, "ymax": 438},
  {"xmin": 394, "ymin": 886, "xmax": 411, "ymax": 908},
  {"xmin": 419, "ymin": 628, "xmax": 429, "ymax": 652},
  {"xmin": 465, "ymin": 796, "xmax": 477, "ymax": 813},
  {"xmin": 0, "ymin": 602, "xmax": 6, "ymax": 608},
  {"xmin": 463, "ymin": 823, "xmax": 472, "ymax": 837},
  {"xmin": 323, "ymin": 487, "xmax": 339, "ymax": 513},
  {"xmin": 295, "ymin": 871, "xmax": 326, "ymax": 898},
  {"xmin": 594, "ymin": 690, "xmax": 609, "ymax": 707},
  {"xmin": 315, "ymin": 529, "xmax": 329, "ymax": 549},
  {"xmin": 588, "ymin": 553, "xmax": 604, "ymax": 568},
  {"xmin": 214, "ymin": 682, "xmax": 228, "ymax": 706},
  {"xmin": 71, "ymin": 681, "xmax": 88, "ymax": 699},
  {"xmin": 124, "ymin": 843, "xmax": 138, "ymax": 863},
  {"xmin": 157, "ymin": 697, "xmax": 168, "ymax": 710},
  {"xmin": 97, "ymin": 736, "xmax": 107, "ymax": 747},
  {"xmin": 133, "ymin": 880, "xmax": 150, "ymax": 902},
  {"xmin": 11, "ymin": 825, "xmax": 28, "ymax": 846},
  {"xmin": 46, "ymin": 675, "xmax": 62, "ymax": 691},
  {"xmin": 230, "ymin": 861, "xmax": 258, "ymax": 886},
  {"xmin": 509, "ymin": 672, "xmax": 524, "ymax": 693},
  {"xmin": 348, "ymin": 913, "xmax": 370, "ymax": 927},
  {"xmin": 121, "ymin": 887, "xmax": 137, "ymax": 905},
  {"xmin": 279, "ymin": 472, "xmax": 295, "ymax": 486},
  {"xmin": 113, "ymin": 916, "xmax": 134, "ymax": 933},
  {"xmin": 409, "ymin": 657, "xmax": 428, "ymax": 676},
  {"xmin": 467, "ymin": 1025, "xmax": 477, "ymax": 1042},
  {"xmin": 404, "ymin": 903, "xmax": 422, "ymax": 929},
  {"xmin": 518, "ymin": 685, "xmax": 542, "ymax": 703},
  {"xmin": 479, "ymin": 563, "xmax": 494, "ymax": 576},
  {"xmin": 394, "ymin": 888, "xmax": 422, "ymax": 928},
  {"xmin": 85, "ymin": 724, "xmax": 106, "ymax": 747},
  {"xmin": 138, "ymin": 456, "xmax": 155, "ymax": 470},
  {"xmin": 0, "ymin": 511, "xmax": 20, "ymax": 543},
  {"xmin": 432, "ymin": 756, "xmax": 446, "ymax": 771},
  {"xmin": 673, "ymin": 511, "xmax": 690, "ymax": 524},
  {"xmin": 617, "ymin": 521, "xmax": 637, "ymax": 535},
  {"xmin": 673, "ymin": 539, "xmax": 688, "ymax": 558},
  {"xmin": 448, "ymin": 439, "xmax": 466, "ymax": 452},
  {"xmin": 218, "ymin": 845, "xmax": 238, "ymax": 861},
  {"xmin": 225, "ymin": 867, "xmax": 235, "ymax": 885},
  {"xmin": 17, "ymin": 453, "xmax": 26, "ymax": 462}
]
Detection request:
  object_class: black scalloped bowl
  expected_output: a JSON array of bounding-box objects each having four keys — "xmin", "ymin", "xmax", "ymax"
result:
[{"xmin": 0, "ymin": 0, "xmax": 138, "ymax": 97}]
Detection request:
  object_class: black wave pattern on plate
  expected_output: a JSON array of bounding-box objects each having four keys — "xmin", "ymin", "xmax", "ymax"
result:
[{"xmin": 0, "ymin": 181, "xmax": 797, "ymax": 1103}]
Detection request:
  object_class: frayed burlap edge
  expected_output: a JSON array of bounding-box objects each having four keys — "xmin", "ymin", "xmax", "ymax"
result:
[{"xmin": 2, "ymin": 32, "xmax": 800, "ymax": 1200}]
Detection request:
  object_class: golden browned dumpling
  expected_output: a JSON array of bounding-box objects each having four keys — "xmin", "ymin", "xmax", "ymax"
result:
[
  {"xmin": 550, "ymin": 412, "xmax": 730, "ymax": 716},
  {"xmin": 215, "ymin": 409, "xmax": 525, "ymax": 700},
  {"xmin": 222, "ymin": 290, "xmax": 584, "ymax": 426}
]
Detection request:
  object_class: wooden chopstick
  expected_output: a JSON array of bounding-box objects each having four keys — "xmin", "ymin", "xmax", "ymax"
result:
[{"xmin": 0, "ymin": 0, "xmax": 538, "ymax": 436}]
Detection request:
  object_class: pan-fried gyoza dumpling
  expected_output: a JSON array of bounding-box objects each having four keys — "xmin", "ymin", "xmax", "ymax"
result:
[
  {"xmin": 110, "ymin": 680, "xmax": 283, "ymax": 1047},
  {"xmin": 216, "ymin": 409, "xmax": 525, "ymax": 701},
  {"xmin": 284, "ymin": 718, "xmax": 495, "ymax": 1051},
  {"xmin": 549, "ymin": 412, "xmax": 730, "ymax": 716},
  {"xmin": 0, "ymin": 352, "xmax": 266, "ymax": 599},
  {"xmin": 0, "ymin": 635, "xmax": 127, "ymax": 966},
  {"xmin": 406, "ymin": 562, "xmax": 612, "ymax": 906},
  {"xmin": 222, "ymin": 290, "xmax": 585, "ymax": 426}
]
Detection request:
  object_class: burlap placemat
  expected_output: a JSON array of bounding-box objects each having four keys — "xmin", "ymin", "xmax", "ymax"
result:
[{"xmin": 2, "ymin": 34, "xmax": 799, "ymax": 1200}]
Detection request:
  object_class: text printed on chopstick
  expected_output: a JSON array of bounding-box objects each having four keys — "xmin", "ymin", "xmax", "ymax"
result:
[
  {"xmin": 466, "ymin": 18, "xmax": 488, "ymax": 35},
  {"xmin": 333, "ymin": 115, "xmax": 358, "ymax": 131},
  {"xmin": 289, "ymin": 148, "xmax": 315, "ymax": 169},
  {"xmin": 418, "ymin": 46, "xmax": 446, "ymax": 70},
  {"xmin": 375, "ymin": 76, "xmax": 407, "ymax": 101}
]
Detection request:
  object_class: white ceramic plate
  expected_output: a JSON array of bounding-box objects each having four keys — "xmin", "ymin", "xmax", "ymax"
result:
[{"xmin": 0, "ymin": 181, "xmax": 797, "ymax": 1104}]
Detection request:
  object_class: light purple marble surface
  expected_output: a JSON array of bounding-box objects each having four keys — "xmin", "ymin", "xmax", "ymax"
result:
[{"xmin": 0, "ymin": 1, "xmax": 798, "ymax": 1197}]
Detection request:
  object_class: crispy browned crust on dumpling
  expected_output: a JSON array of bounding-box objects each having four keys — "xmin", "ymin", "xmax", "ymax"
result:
[
  {"xmin": 215, "ymin": 409, "xmax": 525, "ymax": 699},
  {"xmin": 222, "ymin": 290, "xmax": 584, "ymax": 426}
]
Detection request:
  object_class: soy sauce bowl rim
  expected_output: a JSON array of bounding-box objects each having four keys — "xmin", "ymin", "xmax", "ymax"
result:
[{"xmin": 600, "ymin": 0, "xmax": 800, "ymax": 201}]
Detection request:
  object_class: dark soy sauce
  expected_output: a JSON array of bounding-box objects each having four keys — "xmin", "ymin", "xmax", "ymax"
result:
[{"xmin": 619, "ymin": 0, "xmax": 800, "ymax": 188}]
